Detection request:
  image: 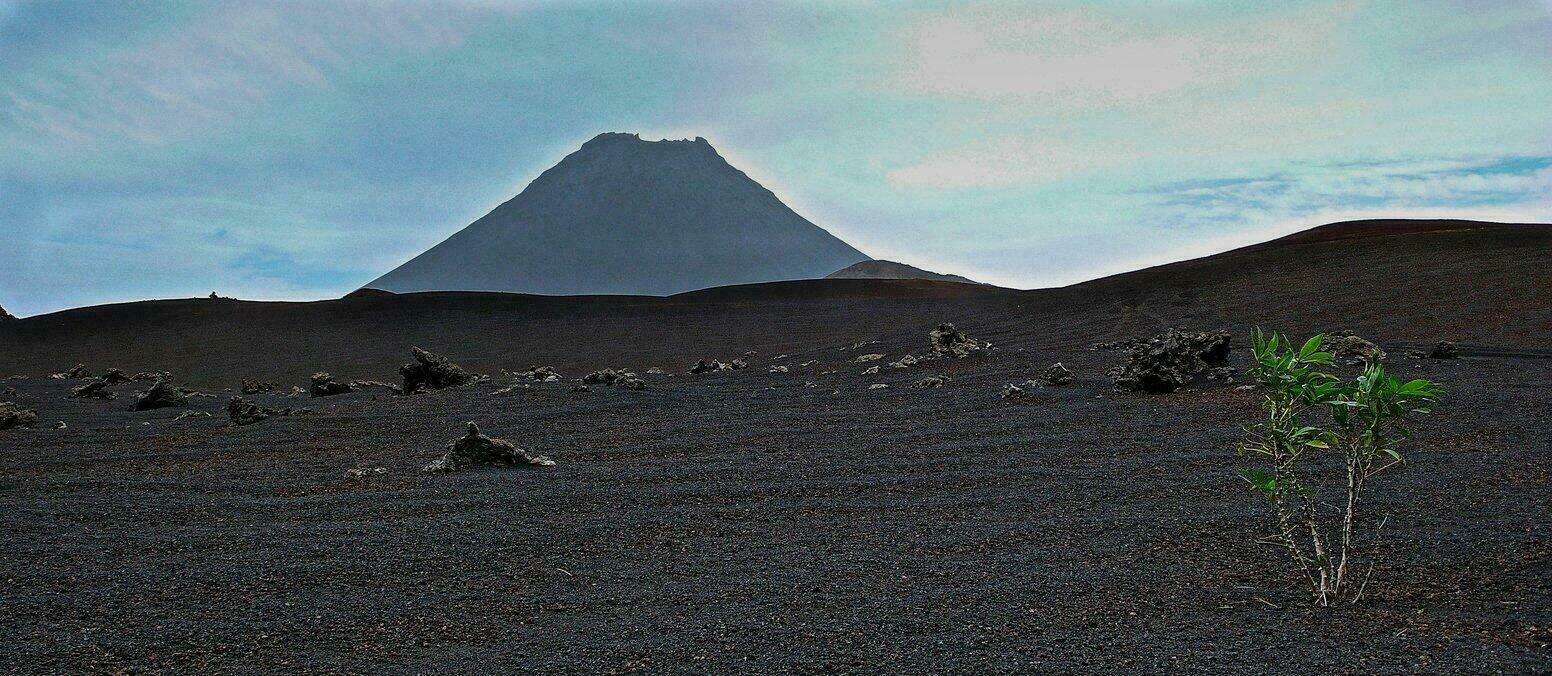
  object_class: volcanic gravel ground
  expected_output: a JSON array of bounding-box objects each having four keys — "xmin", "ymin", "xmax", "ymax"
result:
[
  {"xmin": 2, "ymin": 220, "xmax": 1549, "ymax": 672},
  {"xmin": 1, "ymin": 329, "xmax": 1547, "ymax": 673}
]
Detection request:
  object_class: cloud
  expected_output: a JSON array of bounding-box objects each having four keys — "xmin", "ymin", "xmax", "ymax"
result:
[
  {"xmin": 895, "ymin": 3, "xmax": 1348, "ymax": 107},
  {"xmin": 885, "ymin": 136, "xmax": 1114, "ymax": 189},
  {"xmin": 0, "ymin": 1, "xmax": 497, "ymax": 165}
]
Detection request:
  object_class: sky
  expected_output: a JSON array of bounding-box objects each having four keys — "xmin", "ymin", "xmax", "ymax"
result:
[{"xmin": 1, "ymin": 0, "xmax": 1550, "ymax": 317}]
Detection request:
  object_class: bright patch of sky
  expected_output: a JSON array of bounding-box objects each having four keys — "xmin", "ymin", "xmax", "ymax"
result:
[{"xmin": 2, "ymin": 0, "xmax": 1549, "ymax": 315}]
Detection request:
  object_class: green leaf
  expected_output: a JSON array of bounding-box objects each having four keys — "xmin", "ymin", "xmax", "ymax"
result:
[{"xmin": 1299, "ymin": 335, "xmax": 1323, "ymax": 357}]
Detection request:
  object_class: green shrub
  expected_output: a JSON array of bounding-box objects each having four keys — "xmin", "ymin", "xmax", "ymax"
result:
[{"xmin": 1239, "ymin": 329, "xmax": 1441, "ymax": 606}]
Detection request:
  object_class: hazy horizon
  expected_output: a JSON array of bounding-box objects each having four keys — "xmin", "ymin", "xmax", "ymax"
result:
[{"xmin": 3, "ymin": 0, "xmax": 1551, "ymax": 317}]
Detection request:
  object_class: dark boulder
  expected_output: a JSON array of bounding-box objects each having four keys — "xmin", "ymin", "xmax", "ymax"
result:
[
  {"xmin": 1109, "ymin": 329, "xmax": 1233, "ymax": 394},
  {"xmin": 241, "ymin": 379, "xmax": 278, "ymax": 394},
  {"xmin": 69, "ymin": 379, "xmax": 115, "ymax": 400},
  {"xmin": 930, "ymin": 323, "xmax": 988, "ymax": 357},
  {"xmin": 226, "ymin": 397, "xmax": 306, "ymax": 425},
  {"xmin": 130, "ymin": 379, "xmax": 189, "ymax": 411},
  {"xmin": 1324, "ymin": 331, "xmax": 1385, "ymax": 364},
  {"xmin": 310, "ymin": 373, "xmax": 356, "ymax": 397},
  {"xmin": 1039, "ymin": 363, "xmax": 1073, "ymax": 386},
  {"xmin": 1, "ymin": 402, "xmax": 38, "ymax": 430},
  {"xmin": 1427, "ymin": 341, "xmax": 1460, "ymax": 359},
  {"xmin": 100, "ymin": 369, "xmax": 132, "ymax": 385},
  {"xmin": 423, "ymin": 422, "xmax": 555, "ymax": 473},
  {"xmin": 399, "ymin": 347, "xmax": 478, "ymax": 394}
]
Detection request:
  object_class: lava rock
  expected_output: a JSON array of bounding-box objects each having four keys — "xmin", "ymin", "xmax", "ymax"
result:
[
  {"xmin": 399, "ymin": 347, "xmax": 478, "ymax": 394},
  {"xmin": 100, "ymin": 369, "xmax": 132, "ymax": 386},
  {"xmin": 1039, "ymin": 363, "xmax": 1073, "ymax": 386},
  {"xmin": 130, "ymin": 379, "xmax": 188, "ymax": 411},
  {"xmin": 0, "ymin": 401, "xmax": 38, "ymax": 430},
  {"xmin": 930, "ymin": 323, "xmax": 988, "ymax": 358},
  {"xmin": 690, "ymin": 359, "xmax": 731, "ymax": 374},
  {"xmin": 519, "ymin": 366, "xmax": 563, "ymax": 382},
  {"xmin": 1324, "ymin": 331, "xmax": 1386, "ymax": 364},
  {"xmin": 241, "ymin": 379, "xmax": 278, "ymax": 394},
  {"xmin": 50, "ymin": 364, "xmax": 92, "ymax": 380},
  {"xmin": 583, "ymin": 368, "xmax": 646, "ymax": 390},
  {"xmin": 310, "ymin": 373, "xmax": 356, "ymax": 397},
  {"xmin": 423, "ymin": 422, "xmax": 555, "ymax": 473},
  {"xmin": 1108, "ymin": 328, "xmax": 1233, "ymax": 394},
  {"xmin": 227, "ymin": 397, "xmax": 272, "ymax": 426},
  {"xmin": 912, "ymin": 375, "xmax": 947, "ymax": 388},
  {"xmin": 1427, "ymin": 341, "xmax": 1461, "ymax": 359},
  {"xmin": 69, "ymin": 379, "xmax": 116, "ymax": 400}
]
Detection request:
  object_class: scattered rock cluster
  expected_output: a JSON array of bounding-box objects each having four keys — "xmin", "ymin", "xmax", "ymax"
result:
[
  {"xmin": 400, "ymin": 347, "xmax": 479, "ymax": 394},
  {"xmin": 1000, "ymin": 364, "xmax": 1074, "ymax": 399},
  {"xmin": 691, "ymin": 359, "xmax": 733, "ymax": 374},
  {"xmin": 930, "ymin": 323, "xmax": 988, "ymax": 357},
  {"xmin": 1109, "ymin": 329, "xmax": 1233, "ymax": 394},
  {"xmin": 1, "ymin": 402, "xmax": 38, "ymax": 430},
  {"xmin": 518, "ymin": 366, "xmax": 562, "ymax": 382},
  {"xmin": 582, "ymin": 368, "xmax": 646, "ymax": 390},
  {"xmin": 423, "ymin": 422, "xmax": 555, "ymax": 473}
]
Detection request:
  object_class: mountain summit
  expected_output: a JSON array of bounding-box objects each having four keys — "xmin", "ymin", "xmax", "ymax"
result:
[{"xmin": 366, "ymin": 133, "xmax": 869, "ymax": 296}]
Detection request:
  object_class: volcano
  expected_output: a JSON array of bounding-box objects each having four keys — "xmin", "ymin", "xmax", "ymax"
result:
[{"xmin": 365, "ymin": 133, "xmax": 869, "ymax": 296}]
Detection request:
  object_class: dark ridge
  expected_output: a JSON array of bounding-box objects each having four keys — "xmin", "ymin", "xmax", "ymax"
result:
[
  {"xmin": 826, "ymin": 260, "xmax": 981, "ymax": 285},
  {"xmin": 3, "ymin": 218, "xmax": 1547, "ymax": 388}
]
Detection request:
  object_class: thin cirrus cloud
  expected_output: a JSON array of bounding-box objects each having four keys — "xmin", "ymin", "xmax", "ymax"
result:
[{"xmin": 0, "ymin": 0, "xmax": 1549, "ymax": 316}]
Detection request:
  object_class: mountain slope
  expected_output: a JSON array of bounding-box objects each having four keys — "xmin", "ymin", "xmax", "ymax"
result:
[
  {"xmin": 826, "ymin": 260, "xmax": 979, "ymax": 284},
  {"xmin": 366, "ymin": 133, "xmax": 869, "ymax": 296}
]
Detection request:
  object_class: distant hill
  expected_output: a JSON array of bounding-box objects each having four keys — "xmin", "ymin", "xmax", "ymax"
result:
[
  {"xmin": 7, "ymin": 218, "xmax": 1548, "ymax": 387},
  {"xmin": 0, "ymin": 303, "xmax": 14, "ymax": 321},
  {"xmin": 826, "ymin": 260, "xmax": 979, "ymax": 284},
  {"xmin": 366, "ymin": 133, "xmax": 869, "ymax": 296}
]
